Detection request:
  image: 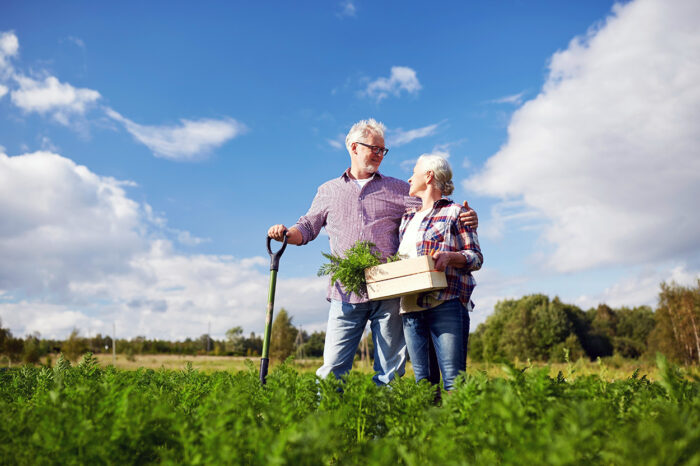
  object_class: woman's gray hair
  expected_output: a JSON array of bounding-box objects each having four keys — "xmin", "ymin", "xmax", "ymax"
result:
[
  {"xmin": 418, "ymin": 154, "xmax": 454, "ymax": 196},
  {"xmin": 345, "ymin": 118, "xmax": 387, "ymax": 152}
]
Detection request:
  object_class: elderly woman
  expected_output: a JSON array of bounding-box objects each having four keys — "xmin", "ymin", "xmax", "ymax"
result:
[{"xmin": 398, "ymin": 155, "xmax": 483, "ymax": 391}]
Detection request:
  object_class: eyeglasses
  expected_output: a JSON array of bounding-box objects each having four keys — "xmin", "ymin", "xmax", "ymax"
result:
[{"xmin": 354, "ymin": 141, "xmax": 389, "ymax": 157}]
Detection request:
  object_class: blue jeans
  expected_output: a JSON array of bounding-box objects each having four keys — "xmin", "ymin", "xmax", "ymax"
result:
[
  {"xmin": 316, "ymin": 298, "xmax": 406, "ymax": 386},
  {"xmin": 402, "ymin": 299, "xmax": 470, "ymax": 391}
]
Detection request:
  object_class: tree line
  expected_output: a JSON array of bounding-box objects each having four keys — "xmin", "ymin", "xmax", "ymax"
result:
[
  {"xmin": 469, "ymin": 280, "xmax": 700, "ymax": 364},
  {"xmin": 1, "ymin": 280, "xmax": 698, "ymax": 365},
  {"xmin": 0, "ymin": 308, "xmax": 327, "ymax": 365}
]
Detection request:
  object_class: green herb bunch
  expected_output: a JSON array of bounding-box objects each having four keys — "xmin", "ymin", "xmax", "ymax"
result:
[{"xmin": 317, "ymin": 240, "xmax": 382, "ymax": 295}]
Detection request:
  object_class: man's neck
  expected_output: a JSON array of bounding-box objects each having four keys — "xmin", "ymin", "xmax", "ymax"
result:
[{"xmin": 349, "ymin": 167, "xmax": 375, "ymax": 180}]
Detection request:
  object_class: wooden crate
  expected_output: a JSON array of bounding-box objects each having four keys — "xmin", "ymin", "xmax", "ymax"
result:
[{"xmin": 364, "ymin": 255, "xmax": 447, "ymax": 301}]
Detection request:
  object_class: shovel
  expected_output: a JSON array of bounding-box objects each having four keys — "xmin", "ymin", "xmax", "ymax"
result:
[{"xmin": 260, "ymin": 232, "xmax": 288, "ymax": 384}]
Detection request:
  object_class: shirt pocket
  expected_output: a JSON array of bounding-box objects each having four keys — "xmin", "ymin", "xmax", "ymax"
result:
[{"xmin": 425, "ymin": 220, "xmax": 449, "ymax": 243}]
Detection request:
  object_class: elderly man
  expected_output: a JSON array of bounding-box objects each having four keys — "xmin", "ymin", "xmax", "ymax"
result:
[{"xmin": 268, "ymin": 118, "xmax": 477, "ymax": 385}]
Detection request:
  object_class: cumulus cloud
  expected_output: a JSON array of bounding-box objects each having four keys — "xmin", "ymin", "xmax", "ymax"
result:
[
  {"xmin": 106, "ymin": 108, "xmax": 246, "ymax": 161},
  {"xmin": 467, "ymin": 0, "xmax": 700, "ymax": 272},
  {"xmin": 2, "ymin": 240, "xmax": 329, "ymax": 340},
  {"xmin": 0, "ymin": 150, "xmax": 329, "ymax": 339},
  {"xmin": 387, "ymin": 123, "xmax": 439, "ymax": 146},
  {"xmin": 11, "ymin": 75, "xmax": 101, "ymax": 124},
  {"xmin": 0, "ymin": 83, "xmax": 7, "ymax": 98},
  {"xmin": 0, "ymin": 151, "xmax": 146, "ymax": 295},
  {"xmin": 363, "ymin": 66, "xmax": 421, "ymax": 102}
]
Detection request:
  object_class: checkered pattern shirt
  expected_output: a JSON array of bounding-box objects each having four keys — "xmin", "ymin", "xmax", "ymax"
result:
[
  {"xmin": 398, "ymin": 198, "xmax": 483, "ymax": 311},
  {"xmin": 292, "ymin": 169, "xmax": 421, "ymax": 303}
]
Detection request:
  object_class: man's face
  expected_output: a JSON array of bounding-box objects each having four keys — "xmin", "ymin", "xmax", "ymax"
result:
[{"xmin": 351, "ymin": 131, "xmax": 386, "ymax": 175}]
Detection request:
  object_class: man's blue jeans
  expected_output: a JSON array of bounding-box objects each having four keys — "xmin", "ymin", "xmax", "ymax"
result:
[
  {"xmin": 316, "ymin": 298, "xmax": 406, "ymax": 386},
  {"xmin": 402, "ymin": 299, "xmax": 470, "ymax": 391}
]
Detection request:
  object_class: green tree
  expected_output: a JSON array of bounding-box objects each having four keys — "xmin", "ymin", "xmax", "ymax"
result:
[
  {"xmin": 300, "ymin": 331, "xmax": 325, "ymax": 357},
  {"xmin": 22, "ymin": 333, "xmax": 42, "ymax": 364},
  {"xmin": 613, "ymin": 306, "xmax": 655, "ymax": 358},
  {"xmin": 270, "ymin": 308, "xmax": 298, "ymax": 361},
  {"xmin": 649, "ymin": 280, "xmax": 700, "ymax": 364},
  {"xmin": 0, "ymin": 318, "xmax": 9, "ymax": 352},
  {"xmin": 62, "ymin": 329, "xmax": 88, "ymax": 361},
  {"xmin": 226, "ymin": 326, "xmax": 246, "ymax": 355}
]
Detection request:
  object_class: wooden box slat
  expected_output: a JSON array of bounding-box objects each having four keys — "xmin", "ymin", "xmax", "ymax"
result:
[{"xmin": 364, "ymin": 256, "xmax": 447, "ymax": 301}]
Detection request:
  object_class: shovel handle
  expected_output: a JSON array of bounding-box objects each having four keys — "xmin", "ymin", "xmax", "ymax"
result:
[{"xmin": 267, "ymin": 233, "xmax": 288, "ymax": 271}]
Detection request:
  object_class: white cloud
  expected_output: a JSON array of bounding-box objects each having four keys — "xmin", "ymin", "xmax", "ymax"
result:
[
  {"xmin": 327, "ymin": 133, "xmax": 345, "ymax": 150},
  {"xmin": 575, "ymin": 264, "xmax": 700, "ymax": 310},
  {"xmin": 387, "ymin": 123, "xmax": 439, "ymax": 146},
  {"xmin": 468, "ymin": 0, "xmax": 700, "ymax": 272},
  {"xmin": 337, "ymin": 1, "xmax": 357, "ymax": 18},
  {"xmin": 106, "ymin": 108, "xmax": 245, "ymax": 161},
  {"xmin": 0, "ymin": 31, "xmax": 19, "ymax": 73},
  {"xmin": 489, "ymin": 92, "xmax": 525, "ymax": 105},
  {"xmin": 0, "ymin": 150, "xmax": 330, "ymax": 339},
  {"xmin": 399, "ymin": 142, "xmax": 452, "ymax": 172},
  {"xmin": 39, "ymin": 136, "xmax": 59, "ymax": 152},
  {"xmin": 176, "ymin": 230, "xmax": 210, "ymax": 246},
  {"xmin": 66, "ymin": 36, "xmax": 85, "ymax": 49},
  {"xmin": 11, "ymin": 75, "xmax": 101, "ymax": 124},
  {"xmin": 0, "ymin": 151, "xmax": 146, "ymax": 295},
  {"xmin": 1, "ymin": 31, "xmax": 99, "ymax": 126},
  {"xmin": 1, "ymin": 241, "xmax": 329, "ymax": 340},
  {"xmin": 363, "ymin": 66, "xmax": 422, "ymax": 102}
]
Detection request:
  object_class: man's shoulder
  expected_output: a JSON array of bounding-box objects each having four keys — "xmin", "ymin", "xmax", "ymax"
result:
[
  {"xmin": 375, "ymin": 173, "xmax": 409, "ymax": 191},
  {"xmin": 317, "ymin": 175, "xmax": 348, "ymax": 191},
  {"xmin": 436, "ymin": 200, "xmax": 465, "ymax": 217}
]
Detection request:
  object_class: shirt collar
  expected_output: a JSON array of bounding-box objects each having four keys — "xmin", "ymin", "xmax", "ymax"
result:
[
  {"xmin": 341, "ymin": 168, "xmax": 383, "ymax": 181},
  {"xmin": 405, "ymin": 197, "xmax": 451, "ymax": 215}
]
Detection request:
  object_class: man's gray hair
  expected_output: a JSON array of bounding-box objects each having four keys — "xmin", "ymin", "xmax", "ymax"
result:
[
  {"xmin": 418, "ymin": 154, "xmax": 454, "ymax": 196},
  {"xmin": 345, "ymin": 118, "xmax": 387, "ymax": 153}
]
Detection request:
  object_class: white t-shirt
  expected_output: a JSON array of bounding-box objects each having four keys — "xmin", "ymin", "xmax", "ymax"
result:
[
  {"xmin": 398, "ymin": 208, "xmax": 446, "ymax": 313},
  {"xmin": 353, "ymin": 175, "xmax": 375, "ymax": 189},
  {"xmin": 397, "ymin": 209, "xmax": 430, "ymax": 258}
]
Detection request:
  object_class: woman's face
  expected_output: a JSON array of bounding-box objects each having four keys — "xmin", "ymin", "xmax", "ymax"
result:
[{"xmin": 408, "ymin": 160, "xmax": 430, "ymax": 197}]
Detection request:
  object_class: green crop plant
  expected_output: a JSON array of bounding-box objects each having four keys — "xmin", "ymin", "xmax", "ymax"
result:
[
  {"xmin": 317, "ymin": 240, "xmax": 383, "ymax": 296},
  {"xmin": 1, "ymin": 352, "xmax": 699, "ymax": 465}
]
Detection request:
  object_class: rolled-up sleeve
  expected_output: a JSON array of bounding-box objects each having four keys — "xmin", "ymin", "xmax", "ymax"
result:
[{"xmin": 291, "ymin": 188, "xmax": 328, "ymax": 245}]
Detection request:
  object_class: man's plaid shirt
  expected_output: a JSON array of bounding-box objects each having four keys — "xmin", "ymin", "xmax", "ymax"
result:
[{"xmin": 398, "ymin": 198, "xmax": 483, "ymax": 311}]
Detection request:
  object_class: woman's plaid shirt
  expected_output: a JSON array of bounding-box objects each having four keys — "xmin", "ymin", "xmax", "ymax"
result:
[{"xmin": 398, "ymin": 198, "xmax": 483, "ymax": 311}]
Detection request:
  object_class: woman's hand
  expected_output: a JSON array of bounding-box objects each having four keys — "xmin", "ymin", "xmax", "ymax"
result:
[{"xmin": 432, "ymin": 251, "xmax": 467, "ymax": 271}]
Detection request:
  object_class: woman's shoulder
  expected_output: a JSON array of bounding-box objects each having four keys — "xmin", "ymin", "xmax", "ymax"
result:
[{"xmin": 434, "ymin": 199, "xmax": 464, "ymax": 216}]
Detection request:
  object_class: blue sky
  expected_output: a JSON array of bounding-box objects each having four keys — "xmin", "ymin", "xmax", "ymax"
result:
[{"xmin": 1, "ymin": 0, "xmax": 698, "ymax": 340}]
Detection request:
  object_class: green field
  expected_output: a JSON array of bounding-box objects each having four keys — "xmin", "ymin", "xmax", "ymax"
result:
[{"xmin": 1, "ymin": 353, "xmax": 699, "ymax": 465}]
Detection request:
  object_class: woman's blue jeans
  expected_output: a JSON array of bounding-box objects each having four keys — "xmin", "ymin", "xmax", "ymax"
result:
[{"xmin": 402, "ymin": 298, "xmax": 470, "ymax": 391}]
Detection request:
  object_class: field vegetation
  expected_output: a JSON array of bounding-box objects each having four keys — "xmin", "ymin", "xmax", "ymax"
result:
[{"xmin": 1, "ymin": 353, "xmax": 698, "ymax": 465}]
